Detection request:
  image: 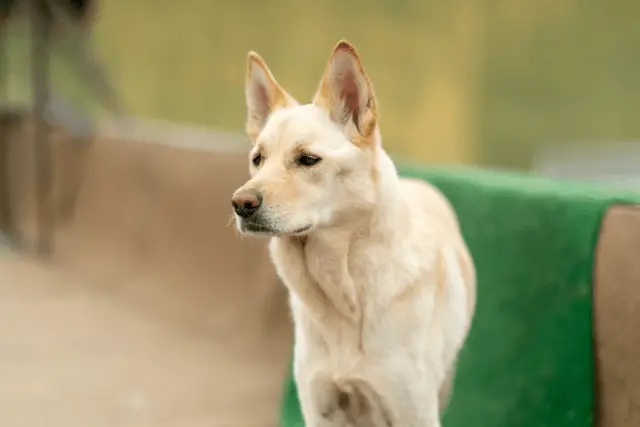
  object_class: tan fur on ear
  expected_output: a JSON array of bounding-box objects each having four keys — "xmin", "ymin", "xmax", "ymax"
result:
[
  {"xmin": 245, "ymin": 52, "xmax": 297, "ymax": 142},
  {"xmin": 313, "ymin": 40, "xmax": 379, "ymax": 146}
]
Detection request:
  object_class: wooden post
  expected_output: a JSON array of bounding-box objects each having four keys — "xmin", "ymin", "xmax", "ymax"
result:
[
  {"xmin": 30, "ymin": 0, "xmax": 52, "ymax": 256},
  {"xmin": 0, "ymin": 2, "xmax": 13, "ymax": 247}
]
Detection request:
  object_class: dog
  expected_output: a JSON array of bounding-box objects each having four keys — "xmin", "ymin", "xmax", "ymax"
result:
[{"xmin": 231, "ymin": 40, "xmax": 476, "ymax": 427}]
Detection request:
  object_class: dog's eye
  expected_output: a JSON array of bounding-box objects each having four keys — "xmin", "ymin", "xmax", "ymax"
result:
[
  {"xmin": 252, "ymin": 154, "xmax": 263, "ymax": 167},
  {"xmin": 297, "ymin": 154, "xmax": 321, "ymax": 167}
]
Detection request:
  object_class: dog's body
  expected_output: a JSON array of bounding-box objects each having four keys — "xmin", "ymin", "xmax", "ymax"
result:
[{"xmin": 232, "ymin": 41, "xmax": 476, "ymax": 427}]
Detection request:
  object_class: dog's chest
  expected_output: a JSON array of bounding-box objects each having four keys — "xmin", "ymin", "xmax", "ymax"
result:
[
  {"xmin": 303, "ymin": 237, "xmax": 389, "ymax": 296},
  {"xmin": 289, "ymin": 235, "xmax": 444, "ymax": 372}
]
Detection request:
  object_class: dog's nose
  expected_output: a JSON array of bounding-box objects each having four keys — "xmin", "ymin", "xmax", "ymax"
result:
[{"xmin": 231, "ymin": 189, "xmax": 263, "ymax": 218}]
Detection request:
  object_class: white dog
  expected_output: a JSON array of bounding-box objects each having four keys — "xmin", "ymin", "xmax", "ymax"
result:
[{"xmin": 231, "ymin": 40, "xmax": 476, "ymax": 427}]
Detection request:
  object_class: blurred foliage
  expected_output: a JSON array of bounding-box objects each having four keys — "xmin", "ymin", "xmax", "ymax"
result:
[{"xmin": 3, "ymin": 0, "xmax": 640, "ymax": 168}]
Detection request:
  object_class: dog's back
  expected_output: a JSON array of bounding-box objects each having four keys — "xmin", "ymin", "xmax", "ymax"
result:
[{"xmin": 400, "ymin": 177, "xmax": 476, "ymax": 320}]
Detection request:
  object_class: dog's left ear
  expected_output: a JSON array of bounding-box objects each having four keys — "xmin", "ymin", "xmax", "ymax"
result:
[{"xmin": 313, "ymin": 40, "xmax": 378, "ymax": 145}]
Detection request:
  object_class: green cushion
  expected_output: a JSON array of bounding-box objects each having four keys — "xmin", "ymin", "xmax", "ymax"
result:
[{"xmin": 280, "ymin": 166, "xmax": 640, "ymax": 427}]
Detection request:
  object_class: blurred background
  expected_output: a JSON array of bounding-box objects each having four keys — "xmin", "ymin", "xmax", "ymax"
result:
[
  {"xmin": 3, "ymin": 0, "xmax": 639, "ymax": 170},
  {"xmin": 1, "ymin": 2, "xmax": 639, "ymax": 427}
]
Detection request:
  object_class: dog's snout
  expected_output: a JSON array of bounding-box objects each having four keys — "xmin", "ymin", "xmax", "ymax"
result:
[{"xmin": 231, "ymin": 189, "xmax": 263, "ymax": 218}]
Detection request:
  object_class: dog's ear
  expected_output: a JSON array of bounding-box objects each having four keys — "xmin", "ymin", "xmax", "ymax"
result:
[
  {"xmin": 245, "ymin": 52, "xmax": 297, "ymax": 142},
  {"xmin": 313, "ymin": 40, "xmax": 378, "ymax": 146}
]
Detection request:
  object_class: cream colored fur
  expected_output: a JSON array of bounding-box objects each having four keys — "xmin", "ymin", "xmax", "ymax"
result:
[{"xmin": 232, "ymin": 40, "xmax": 476, "ymax": 427}]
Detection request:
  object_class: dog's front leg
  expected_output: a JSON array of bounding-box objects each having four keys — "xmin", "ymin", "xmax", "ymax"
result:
[
  {"xmin": 269, "ymin": 237, "xmax": 332, "ymax": 323},
  {"xmin": 314, "ymin": 255, "xmax": 360, "ymax": 322},
  {"xmin": 270, "ymin": 236, "xmax": 360, "ymax": 323},
  {"xmin": 303, "ymin": 233, "xmax": 360, "ymax": 322}
]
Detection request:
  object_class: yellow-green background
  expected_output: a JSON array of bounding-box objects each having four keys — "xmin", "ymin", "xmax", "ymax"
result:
[{"xmin": 5, "ymin": 0, "xmax": 640, "ymax": 168}]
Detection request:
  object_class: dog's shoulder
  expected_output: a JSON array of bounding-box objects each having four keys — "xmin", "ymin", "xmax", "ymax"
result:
[{"xmin": 397, "ymin": 177, "xmax": 460, "ymax": 234}]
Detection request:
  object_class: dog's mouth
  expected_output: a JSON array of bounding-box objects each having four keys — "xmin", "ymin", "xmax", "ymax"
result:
[
  {"xmin": 242, "ymin": 221, "xmax": 312, "ymax": 236},
  {"xmin": 289, "ymin": 224, "xmax": 313, "ymax": 235}
]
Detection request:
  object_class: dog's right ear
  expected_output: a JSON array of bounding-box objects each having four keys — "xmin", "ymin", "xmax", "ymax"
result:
[{"xmin": 245, "ymin": 52, "xmax": 297, "ymax": 142}]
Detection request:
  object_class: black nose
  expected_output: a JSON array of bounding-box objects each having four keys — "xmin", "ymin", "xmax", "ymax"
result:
[{"xmin": 231, "ymin": 190, "xmax": 263, "ymax": 218}]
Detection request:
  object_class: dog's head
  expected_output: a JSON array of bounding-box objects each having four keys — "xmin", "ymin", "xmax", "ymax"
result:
[{"xmin": 232, "ymin": 41, "xmax": 382, "ymax": 237}]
